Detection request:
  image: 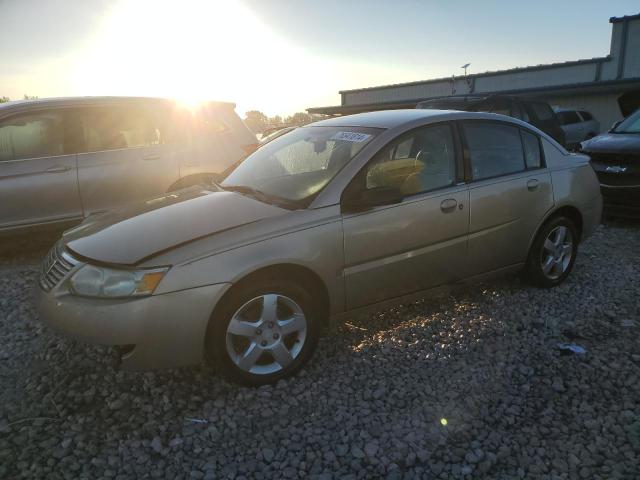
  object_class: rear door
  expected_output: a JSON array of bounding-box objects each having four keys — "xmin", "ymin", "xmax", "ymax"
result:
[
  {"xmin": 0, "ymin": 109, "xmax": 82, "ymax": 230},
  {"xmin": 461, "ymin": 121, "xmax": 553, "ymax": 277},
  {"xmin": 342, "ymin": 122, "xmax": 469, "ymax": 309},
  {"xmin": 75, "ymin": 102, "xmax": 180, "ymax": 215}
]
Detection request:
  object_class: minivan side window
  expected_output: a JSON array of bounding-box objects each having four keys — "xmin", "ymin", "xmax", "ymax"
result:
[
  {"xmin": 521, "ymin": 130, "xmax": 542, "ymax": 169},
  {"xmin": 78, "ymin": 106, "xmax": 161, "ymax": 153},
  {"xmin": 462, "ymin": 122, "xmax": 525, "ymax": 180},
  {"xmin": 0, "ymin": 112, "xmax": 65, "ymax": 161},
  {"xmin": 365, "ymin": 123, "xmax": 456, "ymax": 196}
]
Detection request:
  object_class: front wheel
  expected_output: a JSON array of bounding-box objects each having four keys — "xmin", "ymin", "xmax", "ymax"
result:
[
  {"xmin": 206, "ymin": 279, "xmax": 319, "ymax": 386},
  {"xmin": 524, "ymin": 216, "xmax": 578, "ymax": 288}
]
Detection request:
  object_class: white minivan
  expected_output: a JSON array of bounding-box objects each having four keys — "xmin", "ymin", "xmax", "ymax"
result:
[{"xmin": 0, "ymin": 96, "xmax": 257, "ymax": 235}]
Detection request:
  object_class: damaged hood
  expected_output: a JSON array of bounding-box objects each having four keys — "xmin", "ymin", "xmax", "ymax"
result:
[{"xmin": 63, "ymin": 187, "xmax": 286, "ymax": 265}]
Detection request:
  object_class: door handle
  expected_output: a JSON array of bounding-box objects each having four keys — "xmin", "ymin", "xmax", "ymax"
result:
[
  {"xmin": 143, "ymin": 154, "xmax": 161, "ymax": 161},
  {"xmin": 45, "ymin": 165, "xmax": 72, "ymax": 173},
  {"xmin": 440, "ymin": 198, "xmax": 457, "ymax": 212},
  {"xmin": 527, "ymin": 179, "xmax": 539, "ymax": 191}
]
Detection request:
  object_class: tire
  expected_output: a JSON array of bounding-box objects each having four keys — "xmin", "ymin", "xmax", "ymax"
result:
[
  {"xmin": 524, "ymin": 216, "xmax": 578, "ymax": 288},
  {"xmin": 206, "ymin": 278, "xmax": 320, "ymax": 386}
]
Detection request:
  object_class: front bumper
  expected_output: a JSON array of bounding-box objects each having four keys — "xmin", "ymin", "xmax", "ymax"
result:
[{"xmin": 36, "ymin": 279, "xmax": 230, "ymax": 370}]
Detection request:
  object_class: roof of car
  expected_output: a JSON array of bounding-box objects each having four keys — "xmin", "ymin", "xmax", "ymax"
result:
[
  {"xmin": 310, "ymin": 109, "xmax": 517, "ymax": 129},
  {"xmin": 0, "ymin": 96, "xmax": 235, "ymax": 112}
]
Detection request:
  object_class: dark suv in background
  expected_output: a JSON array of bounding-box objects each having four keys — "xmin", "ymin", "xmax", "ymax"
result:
[
  {"xmin": 417, "ymin": 94, "xmax": 566, "ymax": 146},
  {"xmin": 580, "ymin": 108, "xmax": 640, "ymax": 218}
]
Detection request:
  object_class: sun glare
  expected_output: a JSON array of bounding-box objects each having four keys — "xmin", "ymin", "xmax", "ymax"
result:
[{"xmin": 72, "ymin": 0, "xmax": 330, "ymax": 115}]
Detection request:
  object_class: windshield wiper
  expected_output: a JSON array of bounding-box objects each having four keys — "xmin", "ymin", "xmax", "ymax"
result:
[{"xmin": 222, "ymin": 185, "xmax": 298, "ymax": 209}]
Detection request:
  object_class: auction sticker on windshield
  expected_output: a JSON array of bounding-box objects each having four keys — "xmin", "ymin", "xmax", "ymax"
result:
[{"xmin": 331, "ymin": 132, "xmax": 372, "ymax": 142}]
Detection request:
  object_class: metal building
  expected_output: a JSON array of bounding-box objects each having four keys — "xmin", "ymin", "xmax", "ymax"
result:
[{"xmin": 308, "ymin": 14, "xmax": 640, "ymax": 132}]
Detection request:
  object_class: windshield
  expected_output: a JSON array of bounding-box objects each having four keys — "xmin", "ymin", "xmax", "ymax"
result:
[
  {"xmin": 614, "ymin": 109, "xmax": 640, "ymax": 134},
  {"xmin": 222, "ymin": 125, "xmax": 382, "ymax": 206}
]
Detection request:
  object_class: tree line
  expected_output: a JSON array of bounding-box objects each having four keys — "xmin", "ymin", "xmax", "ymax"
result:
[{"xmin": 0, "ymin": 95, "xmax": 38, "ymax": 103}]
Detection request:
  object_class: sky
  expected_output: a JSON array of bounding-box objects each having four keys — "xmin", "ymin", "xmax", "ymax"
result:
[{"xmin": 0, "ymin": 0, "xmax": 638, "ymax": 117}]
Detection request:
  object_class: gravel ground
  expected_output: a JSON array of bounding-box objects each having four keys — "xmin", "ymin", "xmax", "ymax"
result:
[{"xmin": 0, "ymin": 221, "xmax": 639, "ymax": 480}]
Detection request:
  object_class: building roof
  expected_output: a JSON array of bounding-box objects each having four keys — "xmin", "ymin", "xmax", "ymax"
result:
[
  {"xmin": 308, "ymin": 78, "xmax": 640, "ymax": 115},
  {"xmin": 338, "ymin": 57, "xmax": 610, "ymax": 95}
]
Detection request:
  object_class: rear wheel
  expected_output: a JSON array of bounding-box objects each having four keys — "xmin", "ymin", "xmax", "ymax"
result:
[
  {"xmin": 525, "ymin": 216, "xmax": 578, "ymax": 288},
  {"xmin": 207, "ymin": 279, "xmax": 319, "ymax": 386}
]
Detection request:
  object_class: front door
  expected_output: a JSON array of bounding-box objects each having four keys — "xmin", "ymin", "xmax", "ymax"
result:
[
  {"xmin": 461, "ymin": 121, "xmax": 554, "ymax": 276},
  {"xmin": 75, "ymin": 103, "xmax": 180, "ymax": 216},
  {"xmin": 342, "ymin": 122, "xmax": 469, "ymax": 310},
  {"xmin": 0, "ymin": 109, "xmax": 82, "ymax": 231}
]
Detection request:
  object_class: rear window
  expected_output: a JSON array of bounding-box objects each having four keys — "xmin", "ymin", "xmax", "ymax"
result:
[
  {"xmin": 485, "ymin": 98, "xmax": 511, "ymax": 117},
  {"xmin": 530, "ymin": 103, "xmax": 555, "ymax": 121},
  {"xmin": 556, "ymin": 111, "xmax": 581, "ymax": 125}
]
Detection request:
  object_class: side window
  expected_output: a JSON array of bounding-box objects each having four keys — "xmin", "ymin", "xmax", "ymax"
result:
[
  {"xmin": 556, "ymin": 111, "xmax": 581, "ymax": 125},
  {"xmin": 78, "ymin": 106, "xmax": 161, "ymax": 153},
  {"xmin": 529, "ymin": 102, "xmax": 554, "ymax": 121},
  {"xmin": 521, "ymin": 130, "xmax": 542, "ymax": 169},
  {"xmin": 462, "ymin": 122, "xmax": 525, "ymax": 180},
  {"xmin": 0, "ymin": 112, "xmax": 65, "ymax": 161},
  {"xmin": 365, "ymin": 124, "xmax": 456, "ymax": 196}
]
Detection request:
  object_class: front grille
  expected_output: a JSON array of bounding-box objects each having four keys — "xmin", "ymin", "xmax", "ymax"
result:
[
  {"xmin": 590, "ymin": 152, "xmax": 640, "ymax": 188},
  {"xmin": 39, "ymin": 244, "xmax": 79, "ymax": 292}
]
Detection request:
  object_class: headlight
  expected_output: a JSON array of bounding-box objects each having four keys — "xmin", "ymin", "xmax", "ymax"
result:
[{"xmin": 70, "ymin": 264, "xmax": 168, "ymax": 298}]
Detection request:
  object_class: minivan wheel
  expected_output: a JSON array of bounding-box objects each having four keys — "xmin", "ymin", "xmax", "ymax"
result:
[
  {"xmin": 525, "ymin": 216, "xmax": 578, "ymax": 288},
  {"xmin": 207, "ymin": 279, "xmax": 319, "ymax": 386}
]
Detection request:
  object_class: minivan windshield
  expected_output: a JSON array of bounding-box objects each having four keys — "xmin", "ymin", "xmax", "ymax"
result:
[
  {"xmin": 221, "ymin": 125, "xmax": 382, "ymax": 207},
  {"xmin": 613, "ymin": 109, "xmax": 640, "ymax": 134}
]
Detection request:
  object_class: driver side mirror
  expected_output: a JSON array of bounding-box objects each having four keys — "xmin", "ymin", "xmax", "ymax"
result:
[{"xmin": 342, "ymin": 186, "xmax": 404, "ymax": 212}]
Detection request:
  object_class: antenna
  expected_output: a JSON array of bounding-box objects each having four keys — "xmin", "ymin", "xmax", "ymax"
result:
[{"xmin": 461, "ymin": 63, "xmax": 470, "ymax": 76}]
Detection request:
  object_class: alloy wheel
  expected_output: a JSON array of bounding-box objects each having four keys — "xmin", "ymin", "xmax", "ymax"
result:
[
  {"xmin": 540, "ymin": 225, "xmax": 574, "ymax": 280},
  {"xmin": 225, "ymin": 294, "xmax": 307, "ymax": 375}
]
